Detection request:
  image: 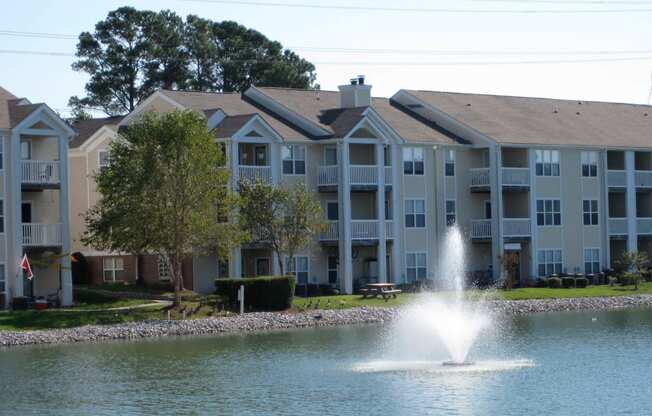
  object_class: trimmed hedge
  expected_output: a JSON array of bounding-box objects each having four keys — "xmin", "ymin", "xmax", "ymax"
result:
[
  {"xmin": 575, "ymin": 277, "xmax": 589, "ymax": 288},
  {"xmin": 547, "ymin": 277, "xmax": 562, "ymax": 288},
  {"xmin": 215, "ymin": 276, "xmax": 296, "ymax": 311},
  {"xmin": 562, "ymin": 277, "xmax": 576, "ymax": 288}
]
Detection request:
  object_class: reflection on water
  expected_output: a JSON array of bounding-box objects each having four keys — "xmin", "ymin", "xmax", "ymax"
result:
[{"xmin": 0, "ymin": 309, "xmax": 651, "ymax": 416}]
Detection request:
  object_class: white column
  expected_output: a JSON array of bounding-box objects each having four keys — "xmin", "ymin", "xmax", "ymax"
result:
[
  {"xmin": 625, "ymin": 150, "xmax": 637, "ymax": 252},
  {"xmin": 528, "ymin": 149, "xmax": 538, "ymax": 279},
  {"xmin": 59, "ymin": 134, "xmax": 73, "ymax": 306},
  {"xmin": 490, "ymin": 145, "xmax": 503, "ymax": 282},
  {"xmin": 391, "ymin": 144, "xmax": 402, "ymax": 283},
  {"xmin": 376, "ymin": 143, "xmax": 387, "ymax": 283},
  {"xmin": 338, "ymin": 141, "xmax": 353, "ymax": 294},
  {"xmin": 11, "ymin": 132, "xmax": 23, "ymax": 298},
  {"xmin": 272, "ymin": 251, "xmax": 281, "ymax": 276},
  {"xmin": 231, "ymin": 248, "xmax": 242, "ymax": 278},
  {"xmin": 230, "ymin": 140, "xmax": 239, "ymax": 188},
  {"xmin": 601, "ymin": 150, "xmax": 611, "ymax": 268},
  {"xmin": 271, "ymin": 142, "xmax": 280, "ymax": 185}
]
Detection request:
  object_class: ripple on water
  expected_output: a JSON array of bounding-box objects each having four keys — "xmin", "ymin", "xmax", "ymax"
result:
[{"xmin": 351, "ymin": 359, "xmax": 535, "ymax": 374}]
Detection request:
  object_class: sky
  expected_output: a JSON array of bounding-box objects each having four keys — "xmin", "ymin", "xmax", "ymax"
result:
[{"xmin": 1, "ymin": 0, "xmax": 652, "ymax": 117}]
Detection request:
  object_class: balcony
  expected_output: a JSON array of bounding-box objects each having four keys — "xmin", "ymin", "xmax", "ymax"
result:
[
  {"xmin": 471, "ymin": 219, "xmax": 492, "ymax": 239},
  {"xmin": 238, "ymin": 165, "xmax": 272, "ymax": 184},
  {"xmin": 352, "ymin": 220, "xmax": 378, "ymax": 240},
  {"xmin": 22, "ymin": 223, "xmax": 63, "ymax": 247},
  {"xmin": 318, "ymin": 166, "xmax": 338, "ymax": 187},
  {"xmin": 320, "ymin": 221, "xmax": 339, "ymax": 241},
  {"xmin": 319, "ymin": 220, "xmax": 393, "ymax": 243},
  {"xmin": 608, "ymin": 217, "xmax": 627, "ymax": 236},
  {"xmin": 317, "ymin": 165, "xmax": 393, "ymax": 189},
  {"xmin": 470, "ymin": 168, "xmax": 490, "ymax": 191},
  {"xmin": 502, "ymin": 168, "xmax": 530, "ymax": 188},
  {"xmin": 385, "ymin": 220, "xmax": 394, "ymax": 239},
  {"xmin": 503, "ymin": 218, "xmax": 531, "ymax": 238},
  {"xmin": 350, "ymin": 165, "xmax": 378, "ymax": 186},
  {"xmin": 608, "ymin": 170, "xmax": 626, "ymax": 188},
  {"xmin": 21, "ymin": 160, "xmax": 60, "ymax": 189}
]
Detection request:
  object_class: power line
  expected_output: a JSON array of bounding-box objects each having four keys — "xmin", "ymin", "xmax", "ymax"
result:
[
  {"xmin": 470, "ymin": 0, "xmax": 652, "ymax": 4},
  {"xmin": 180, "ymin": 0, "xmax": 652, "ymax": 13},
  {"xmin": 2, "ymin": 48, "xmax": 652, "ymax": 66}
]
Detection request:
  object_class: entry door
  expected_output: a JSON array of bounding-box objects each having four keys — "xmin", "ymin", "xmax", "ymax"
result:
[
  {"xmin": 21, "ymin": 202, "xmax": 32, "ymax": 223},
  {"xmin": 256, "ymin": 258, "xmax": 270, "ymax": 276},
  {"xmin": 484, "ymin": 201, "xmax": 492, "ymax": 219},
  {"xmin": 327, "ymin": 202, "xmax": 339, "ymax": 220},
  {"xmin": 324, "ymin": 145, "xmax": 337, "ymax": 165},
  {"xmin": 254, "ymin": 146, "xmax": 267, "ymax": 166},
  {"xmin": 21, "ymin": 140, "xmax": 32, "ymax": 160},
  {"xmin": 327, "ymin": 256, "xmax": 338, "ymax": 285}
]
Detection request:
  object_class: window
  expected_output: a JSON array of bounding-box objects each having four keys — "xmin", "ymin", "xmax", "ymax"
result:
[
  {"xmin": 537, "ymin": 249, "xmax": 562, "ymax": 277},
  {"xmin": 327, "ymin": 256, "xmax": 338, "ymax": 285},
  {"xmin": 405, "ymin": 199, "xmax": 425, "ymax": 228},
  {"xmin": 446, "ymin": 200, "xmax": 456, "ymax": 226},
  {"xmin": 0, "ymin": 264, "xmax": 5, "ymax": 293},
  {"xmin": 20, "ymin": 140, "xmax": 31, "ymax": 160},
  {"xmin": 581, "ymin": 151, "xmax": 598, "ymax": 177},
  {"xmin": 536, "ymin": 199, "xmax": 561, "ymax": 226},
  {"xmin": 103, "ymin": 257, "xmax": 124, "ymax": 282},
  {"xmin": 98, "ymin": 150, "xmax": 111, "ymax": 170},
  {"xmin": 584, "ymin": 248, "xmax": 600, "ymax": 274},
  {"xmin": 583, "ymin": 200, "xmax": 599, "ymax": 225},
  {"xmin": 445, "ymin": 149, "xmax": 455, "ymax": 176},
  {"xmin": 406, "ymin": 252, "xmax": 427, "ymax": 282},
  {"xmin": 158, "ymin": 256, "xmax": 171, "ymax": 281},
  {"xmin": 403, "ymin": 147, "xmax": 424, "ymax": 175},
  {"xmin": 286, "ymin": 256, "xmax": 309, "ymax": 284},
  {"xmin": 535, "ymin": 150, "xmax": 560, "ymax": 177},
  {"xmin": 0, "ymin": 200, "xmax": 4, "ymax": 233},
  {"xmin": 282, "ymin": 145, "xmax": 306, "ymax": 175},
  {"xmin": 324, "ymin": 145, "xmax": 337, "ymax": 165}
]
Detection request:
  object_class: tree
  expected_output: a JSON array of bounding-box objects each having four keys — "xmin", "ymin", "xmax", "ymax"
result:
[
  {"xmin": 83, "ymin": 110, "xmax": 240, "ymax": 304},
  {"xmin": 238, "ymin": 181, "xmax": 325, "ymax": 276},
  {"xmin": 617, "ymin": 251, "xmax": 649, "ymax": 290},
  {"xmin": 499, "ymin": 252, "xmax": 519, "ymax": 290},
  {"xmin": 71, "ymin": 8, "xmax": 317, "ymax": 115}
]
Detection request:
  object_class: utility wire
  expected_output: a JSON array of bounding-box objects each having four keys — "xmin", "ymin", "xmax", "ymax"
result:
[
  {"xmin": 180, "ymin": 0, "xmax": 652, "ymax": 13},
  {"xmin": 2, "ymin": 30, "xmax": 652, "ymax": 58}
]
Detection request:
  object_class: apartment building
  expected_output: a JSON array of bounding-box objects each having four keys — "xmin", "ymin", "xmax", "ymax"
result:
[
  {"xmin": 69, "ymin": 77, "xmax": 652, "ymax": 294},
  {"xmin": 0, "ymin": 86, "xmax": 74, "ymax": 308}
]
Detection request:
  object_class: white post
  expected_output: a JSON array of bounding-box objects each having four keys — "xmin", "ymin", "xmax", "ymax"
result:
[
  {"xmin": 338, "ymin": 141, "xmax": 353, "ymax": 294},
  {"xmin": 601, "ymin": 150, "xmax": 611, "ymax": 268},
  {"xmin": 271, "ymin": 142, "xmax": 280, "ymax": 186},
  {"xmin": 230, "ymin": 140, "xmax": 240, "ymax": 189},
  {"xmin": 528, "ymin": 148, "xmax": 538, "ymax": 280},
  {"xmin": 390, "ymin": 144, "xmax": 402, "ymax": 284},
  {"xmin": 11, "ymin": 131, "xmax": 23, "ymax": 298},
  {"xmin": 625, "ymin": 150, "xmax": 638, "ymax": 253},
  {"xmin": 238, "ymin": 285, "xmax": 245, "ymax": 314},
  {"xmin": 272, "ymin": 251, "xmax": 281, "ymax": 276},
  {"xmin": 231, "ymin": 248, "xmax": 242, "ymax": 278},
  {"xmin": 490, "ymin": 145, "xmax": 503, "ymax": 283},
  {"xmin": 59, "ymin": 133, "xmax": 73, "ymax": 306},
  {"xmin": 375, "ymin": 143, "xmax": 387, "ymax": 283}
]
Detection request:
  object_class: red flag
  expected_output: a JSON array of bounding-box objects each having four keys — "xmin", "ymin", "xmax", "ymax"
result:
[{"xmin": 20, "ymin": 254, "xmax": 33, "ymax": 280}]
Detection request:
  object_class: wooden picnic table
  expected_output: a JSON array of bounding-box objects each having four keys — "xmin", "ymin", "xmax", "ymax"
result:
[{"xmin": 359, "ymin": 283, "xmax": 402, "ymax": 301}]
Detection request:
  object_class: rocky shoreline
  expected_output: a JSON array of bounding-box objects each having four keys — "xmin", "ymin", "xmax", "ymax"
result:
[{"xmin": 2, "ymin": 295, "xmax": 652, "ymax": 348}]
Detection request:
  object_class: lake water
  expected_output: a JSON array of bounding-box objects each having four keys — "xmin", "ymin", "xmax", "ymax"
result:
[{"xmin": 1, "ymin": 308, "xmax": 651, "ymax": 415}]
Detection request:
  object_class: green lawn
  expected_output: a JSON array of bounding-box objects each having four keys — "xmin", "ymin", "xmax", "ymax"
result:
[{"xmin": 293, "ymin": 282, "xmax": 652, "ymax": 310}]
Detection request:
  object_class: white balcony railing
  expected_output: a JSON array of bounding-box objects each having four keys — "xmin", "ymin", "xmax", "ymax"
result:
[
  {"xmin": 320, "ymin": 221, "xmax": 339, "ymax": 241},
  {"xmin": 471, "ymin": 219, "xmax": 492, "ymax": 238},
  {"xmin": 608, "ymin": 170, "xmax": 626, "ymax": 188},
  {"xmin": 21, "ymin": 160, "xmax": 60, "ymax": 185},
  {"xmin": 609, "ymin": 217, "xmax": 628, "ymax": 235},
  {"xmin": 637, "ymin": 218, "xmax": 652, "ymax": 235},
  {"xmin": 470, "ymin": 168, "xmax": 490, "ymax": 187},
  {"xmin": 351, "ymin": 220, "xmax": 379, "ymax": 240},
  {"xmin": 385, "ymin": 220, "xmax": 394, "ymax": 239},
  {"xmin": 635, "ymin": 170, "xmax": 652, "ymax": 188},
  {"xmin": 22, "ymin": 223, "xmax": 63, "ymax": 247},
  {"xmin": 318, "ymin": 166, "xmax": 338, "ymax": 186},
  {"xmin": 238, "ymin": 165, "xmax": 272, "ymax": 184},
  {"xmin": 503, "ymin": 218, "xmax": 531, "ymax": 237},
  {"xmin": 350, "ymin": 165, "xmax": 378, "ymax": 186},
  {"xmin": 502, "ymin": 167, "xmax": 530, "ymax": 187}
]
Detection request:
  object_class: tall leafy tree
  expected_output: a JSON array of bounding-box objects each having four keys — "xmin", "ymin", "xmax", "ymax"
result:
[
  {"xmin": 71, "ymin": 8, "xmax": 317, "ymax": 115},
  {"xmin": 84, "ymin": 110, "xmax": 240, "ymax": 304},
  {"xmin": 238, "ymin": 181, "xmax": 325, "ymax": 275}
]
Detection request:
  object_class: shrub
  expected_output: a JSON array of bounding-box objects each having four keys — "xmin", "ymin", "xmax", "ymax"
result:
[
  {"xmin": 534, "ymin": 278, "xmax": 546, "ymax": 288},
  {"xmin": 215, "ymin": 276, "xmax": 296, "ymax": 311},
  {"xmin": 547, "ymin": 277, "xmax": 562, "ymax": 288},
  {"xmin": 561, "ymin": 277, "xmax": 576, "ymax": 288},
  {"xmin": 575, "ymin": 277, "xmax": 589, "ymax": 288}
]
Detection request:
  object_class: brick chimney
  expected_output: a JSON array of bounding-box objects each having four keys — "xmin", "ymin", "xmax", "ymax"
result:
[{"xmin": 338, "ymin": 75, "xmax": 371, "ymax": 108}]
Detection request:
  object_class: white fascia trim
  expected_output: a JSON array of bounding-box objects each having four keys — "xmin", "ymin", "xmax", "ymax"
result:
[
  {"xmin": 363, "ymin": 107, "xmax": 406, "ymax": 145},
  {"xmin": 392, "ymin": 90, "xmax": 496, "ymax": 148},
  {"xmin": 118, "ymin": 91, "xmax": 185, "ymax": 127},
  {"xmin": 244, "ymin": 87, "xmax": 331, "ymax": 137},
  {"xmin": 343, "ymin": 117, "xmax": 388, "ymax": 144},
  {"xmin": 78, "ymin": 125, "xmax": 119, "ymax": 153},
  {"xmin": 206, "ymin": 109, "xmax": 227, "ymax": 131},
  {"xmin": 232, "ymin": 114, "xmax": 284, "ymax": 143},
  {"xmin": 14, "ymin": 104, "xmax": 75, "ymax": 138}
]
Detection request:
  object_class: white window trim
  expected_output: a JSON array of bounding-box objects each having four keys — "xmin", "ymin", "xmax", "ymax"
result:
[
  {"xmin": 444, "ymin": 149, "xmax": 455, "ymax": 177},
  {"xmin": 282, "ymin": 144, "xmax": 306, "ymax": 176},
  {"xmin": 405, "ymin": 252, "xmax": 428, "ymax": 282},
  {"xmin": 582, "ymin": 199, "xmax": 599, "ymax": 226},
  {"xmin": 402, "ymin": 146, "xmax": 425, "ymax": 176},
  {"xmin": 535, "ymin": 149, "xmax": 561, "ymax": 177},
  {"xmin": 581, "ymin": 151, "xmax": 599, "ymax": 178},
  {"xmin": 445, "ymin": 199, "xmax": 457, "ymax": 227},
  {"xmin": 404, "ymin": 198, "xmax": 426, "ymax": 229},
  {"xmin": 536, "ymin": 198, "xmax": 562, "ymax": 227},
  {"xmin": 584, "ymin": 247, "xmax": 601, "ymax": 275},
  {"xmin": 103, "ymin": 257, "xmax": 124, "ymax": 282},
  {"xmin": 537, "ymin": 248, "xmax": 563, "ymax": 277},
  {"xmin": 285, "ymin": 255, "xmax": 310, "ymax": 284},
  {"xmin": 98, "ymin": 149, "xmax": 111, "ymax": 170}
]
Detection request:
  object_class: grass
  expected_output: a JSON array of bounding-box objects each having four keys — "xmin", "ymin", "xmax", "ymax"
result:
[{"xmin": 293, "ymin": 282, "xmax": 652, "ymax": 310}]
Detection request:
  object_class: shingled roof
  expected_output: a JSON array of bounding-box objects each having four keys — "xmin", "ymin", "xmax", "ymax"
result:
[
  {"xmin": 69, "ymin": 116, "xmax": 123, "ymax": 148},
  {"xmin": 404, "ymin": 90, "xmax": 652, "ymax": 148}
]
